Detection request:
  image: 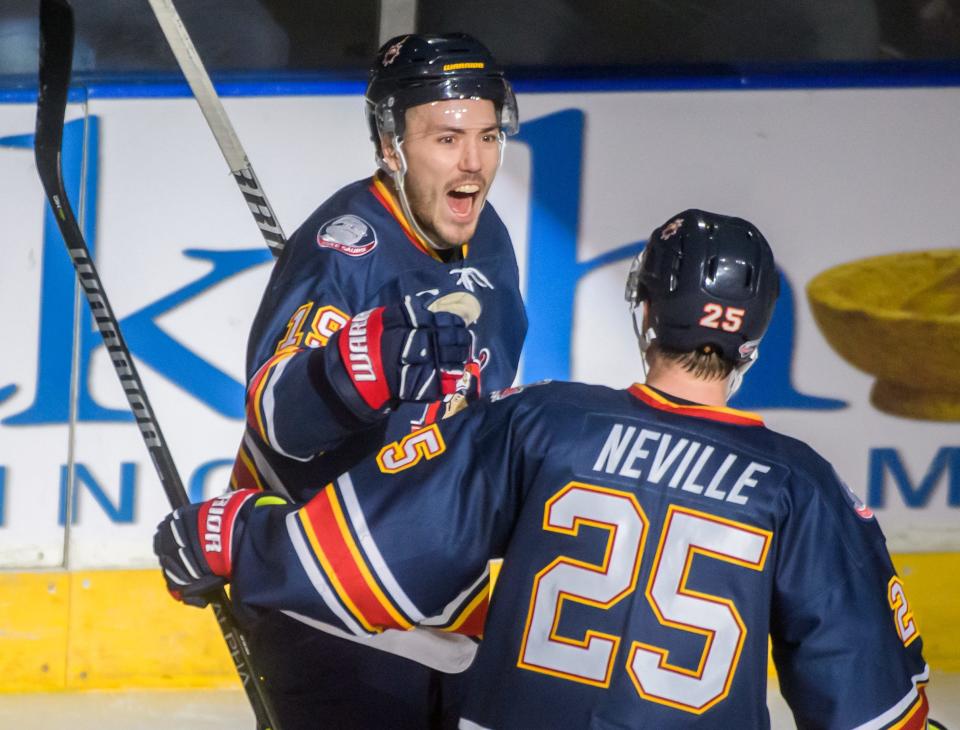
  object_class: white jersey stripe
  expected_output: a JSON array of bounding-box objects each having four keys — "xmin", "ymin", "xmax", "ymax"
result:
[
  {"xmin": 851, "ymin": 664, "xmax": 930, "ymax": 730},
  {"xmin": 285, "ymin": 511, "xmax": 368, "ymax": 636},
  {"xmin": 421, "ymin": 565, "xmax": 491, "ymax": 628},
  {"xmin": 336, "ymin": 472, "xmax": 424, "ymax": 621},
  {"xmin": 458, "ymin": 718, "xmax": 493, "ymax": 730},
  {"xmin": 262, "ymin": 356, "xmax": 312, "ymax": 462},
  {"xmin": 282, "ymin": 611, "xmax": 478, "ymax": 673},
  {"xmin": 242, "ymin": 430, "xmax": 292, "ymax": 498}
]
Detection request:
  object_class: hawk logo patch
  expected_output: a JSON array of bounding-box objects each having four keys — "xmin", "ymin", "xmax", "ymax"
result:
[{"xmin": 316, "ymin": 215, "xmax": 377, "ymax": 257}]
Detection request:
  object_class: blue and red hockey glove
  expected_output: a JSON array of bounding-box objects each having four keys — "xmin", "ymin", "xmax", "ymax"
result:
[
  {"xmin": 319, "ymin": 295, "xmax": 472, "ymax": 422},
  {"xmin": 153, "ymin": 489, "xmax": 265, "ymax": 608}
]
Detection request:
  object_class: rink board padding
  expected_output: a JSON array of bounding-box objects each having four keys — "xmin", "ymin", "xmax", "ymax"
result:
[{"xmin": 0, "ymin": 552, "xmax": 957, "ymax": 692}]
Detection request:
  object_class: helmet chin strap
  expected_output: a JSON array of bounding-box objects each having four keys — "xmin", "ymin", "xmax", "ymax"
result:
[
  {"xmin": 385, "ymin": 136, "xmax": 448, "ymax": 250},
  {"xmin": 379, "ymin": 132, "xmax": 507, "ymax": 252}
]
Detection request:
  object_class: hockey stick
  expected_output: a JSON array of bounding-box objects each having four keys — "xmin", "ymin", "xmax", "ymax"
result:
[
  {"xmin": 146, "ymin": 0, "xmax": 286, "ymax": 256},
  {"xmin": 34, "ymin": 2, "xmax": 282, "ymax": 727}
]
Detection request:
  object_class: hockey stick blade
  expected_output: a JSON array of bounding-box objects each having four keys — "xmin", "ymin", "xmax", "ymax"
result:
[
  {"xmin": 35, "ymin": 2, "xmax": 282, "ymax": 727},
  {"xmin": 147, "ymin": 0, "xmax": 286, "ymax": 256}
]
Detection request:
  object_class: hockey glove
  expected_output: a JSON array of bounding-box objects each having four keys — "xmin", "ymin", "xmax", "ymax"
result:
[
  {"xmin": 320, "ymin": 295, "xmax": 471, "ymax": 422},
  {"xmin": 153, "ymin": 489, "xmax": 261, "ymax": 608}
]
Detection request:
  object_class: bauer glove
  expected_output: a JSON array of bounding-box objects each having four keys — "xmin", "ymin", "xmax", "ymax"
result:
[
  {"xmin": 153, "ymin": 489, "xmax": 262, "ymax": 608},
  {"xmin": 319, "ymin": 294, "xmax": 474, "ymax": 422}
]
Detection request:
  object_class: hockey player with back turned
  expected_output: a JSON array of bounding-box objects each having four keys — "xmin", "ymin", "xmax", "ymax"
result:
[
  {"xmin": 221, "ymin": 34, "xmax": 526, "ymax": 729},
  {"xmin": 157, "ymin": 210, "xmax": 929, "ymax": 728}
]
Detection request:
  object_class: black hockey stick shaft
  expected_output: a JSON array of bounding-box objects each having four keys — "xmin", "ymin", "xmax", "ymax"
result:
[{"xmin": 34, "ymin": 2, "xmax": 282, "ymax": 727}]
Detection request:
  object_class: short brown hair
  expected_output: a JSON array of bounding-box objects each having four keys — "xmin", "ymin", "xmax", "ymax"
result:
[{"xmin": 647, "ymin": 342, "xmax": 736, "ymax": 381}]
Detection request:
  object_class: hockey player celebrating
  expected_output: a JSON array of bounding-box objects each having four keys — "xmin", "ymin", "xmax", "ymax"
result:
[
  {"xmin": 221, "ymin": 33, "xmax": 527, "ymax": 729},
  {"xmin": 157, "ymin": 210, "xmax": 929, "ymax": 728}
]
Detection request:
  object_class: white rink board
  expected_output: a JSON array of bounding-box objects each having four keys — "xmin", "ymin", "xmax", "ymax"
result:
[{"xmin": 1, "ymin": 85, "xmax": 958, "ymax": 569}]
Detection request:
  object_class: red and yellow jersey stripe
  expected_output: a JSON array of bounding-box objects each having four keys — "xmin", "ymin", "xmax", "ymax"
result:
[
  {"xmin": 887, "ymin": 683, "xmax": 928, "ymax": 730},
  {"xmin": 439, "ymin": 577, "xmax": 490, "ymax": 638},
  {"xmin": 629, "ymin": 384, "xmax": 764, "ymax": 427},
  {"xmin": 230, "ymin": 440, "xmax": 266, "ymax": 492},
  {"xmin": 246, "ymin": 348, "xmax": 299, "ymax": 445},
  {"xmin": 296, "ymin": 484, "xmax": 414, "ymax": 633}
]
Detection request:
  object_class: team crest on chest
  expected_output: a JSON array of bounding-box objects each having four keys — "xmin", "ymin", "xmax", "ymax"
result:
[{"xmin": 316, "ymin": 215, "xmax": 378, "ymax": 257}]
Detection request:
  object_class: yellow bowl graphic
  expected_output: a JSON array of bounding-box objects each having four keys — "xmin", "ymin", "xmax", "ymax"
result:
[{"xmin": 807, "ymin": 249, "xmax": 960, "ymax": 421}]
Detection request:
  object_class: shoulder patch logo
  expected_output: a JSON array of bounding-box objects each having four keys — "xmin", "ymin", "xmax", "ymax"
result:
[
  {"xmin": 316, "ymin": 215, "xmax": 377, "ymax": 257},
  {"xmin": 489, "ymin": 380, "xmax": 551, "ymax": 403},
  {"xmin": 837, "ymin": 474, "xmax": 875, "ymax": 520}
]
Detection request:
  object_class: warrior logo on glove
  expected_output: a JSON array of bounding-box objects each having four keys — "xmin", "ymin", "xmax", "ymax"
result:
[
  {"xmin": 154, "ymin": 488, "xmax": 267, "ymax": 608},
  {"xmin": 322, "ymin": 295, "xmax": 474, "ymax": 422}
]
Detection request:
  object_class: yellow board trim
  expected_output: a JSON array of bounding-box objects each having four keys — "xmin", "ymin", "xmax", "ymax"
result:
[{"xmin": 0, "ymin": 551, "xmax": 957, "ymax": 692}]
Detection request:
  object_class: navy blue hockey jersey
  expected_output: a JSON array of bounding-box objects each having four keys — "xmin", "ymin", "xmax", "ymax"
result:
[
  {"xmin": 230, "ymin": 174, "xmax": 527, "ymax": 502},
  {"xmin": 230, "ymin": 381, "xmax": 929, "ymax": 729}
]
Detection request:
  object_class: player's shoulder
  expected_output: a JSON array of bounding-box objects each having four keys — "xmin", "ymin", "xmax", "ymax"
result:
[
  {"xmin": 481, "ymin": 380, "xmax": 628, "ymax": 424},
  {"xmin": 291, "ymin": 177, "xmax": 384, "ymax": 261},
  {"xmin": 754, "ymin": 423, "xmax": 838, "ymax": 486},
  {"xmin": 755, "ymin": 421, "xmax": 878, "ymax": 525},
  {"xmin": 272, "ymin": 177, "xmax": 405, "ymax": 297}
]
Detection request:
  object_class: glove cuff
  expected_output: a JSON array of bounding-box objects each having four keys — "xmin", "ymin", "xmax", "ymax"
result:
[
  {"xmin": 197, "ymin": 489, "xmax": 259, "ymax": 578},
  {"xmin": 321, "ymin": 319, "xmax": 394, "ymax": 424},
  {"xmin": 336, "ymin": 307, "xmax": 392, "ymax": 410}
]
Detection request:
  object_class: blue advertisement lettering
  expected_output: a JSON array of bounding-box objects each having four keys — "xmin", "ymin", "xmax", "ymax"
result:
[
  {"xmin": 59, "ymin": 462, "xmax": 137, "ymax": 525},
  {"xmin": 515, "ymin": 109, "xmax": 844, "ymax": 411},
  {"xmin": 868, "ymin": 447, "xmax": 960, "ymax": 508},
  {"xmin": 1, "ymin": 117, "xmax": 272, "ymax": 426}
]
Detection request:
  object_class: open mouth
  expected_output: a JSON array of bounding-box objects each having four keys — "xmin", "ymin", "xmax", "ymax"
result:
[{"xmin": 446, "ymin": 183, "xmax": 481, "ymax": 219}]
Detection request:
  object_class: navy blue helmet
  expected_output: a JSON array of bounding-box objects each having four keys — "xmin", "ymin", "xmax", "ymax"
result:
[
  {"xmin": 365, "ymin": 33, "xmax": 518, "ymax": 148},
  {"xmin": 626, "ymin": 209, "xmax": 779, "ymax": 363}
]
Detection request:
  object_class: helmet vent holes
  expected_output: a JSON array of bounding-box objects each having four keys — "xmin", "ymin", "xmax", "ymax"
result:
[
  {"xmin": 706, "ymin": 256, "xmax": 719, "ymax": 285},
  {"xmin": 634, "ymin": 209, "xmax": 778, "ymax": 366}
]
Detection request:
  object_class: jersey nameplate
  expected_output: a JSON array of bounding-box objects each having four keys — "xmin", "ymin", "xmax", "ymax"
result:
[{"xmin": 580, "ymin": 416, "xmax": 774, "ymax": 506}]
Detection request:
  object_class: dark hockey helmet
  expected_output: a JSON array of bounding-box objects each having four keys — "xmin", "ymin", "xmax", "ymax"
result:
[
  {"xmin": 365, "ymin": 33, "xmax": 519, "ymax": 150},
  {"xmin": 625, "ymin": 209, "xmax": 779, "ymax": 363}
]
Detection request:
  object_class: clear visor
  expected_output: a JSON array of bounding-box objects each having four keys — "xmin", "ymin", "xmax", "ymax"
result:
[
  {"xmin": 372, "ymin": 76, "xmax": 519, "ymax": 138},
  {"xmin": 398, "ymin": 99, "xmax": 507, "ymax": 144}
]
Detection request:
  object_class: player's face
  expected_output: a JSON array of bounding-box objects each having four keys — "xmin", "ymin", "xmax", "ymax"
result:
[{"xmin": 390, "ymin": 99, "xmax": 501, "ymax": 249}]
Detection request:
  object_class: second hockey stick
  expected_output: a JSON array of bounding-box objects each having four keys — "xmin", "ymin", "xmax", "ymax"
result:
[
  {"xmin": 34, "ymin": 2, "xmax": 282, "ymax": 727},
  {"xmin": 146, "ymin": 0, "xmax": 287, "ymax": 256}
]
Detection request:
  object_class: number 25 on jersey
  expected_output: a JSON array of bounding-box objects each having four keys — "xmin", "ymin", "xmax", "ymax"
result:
[{"xmin": 518, "ymin": 482, "xmax": 772, "ymax": 715}]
